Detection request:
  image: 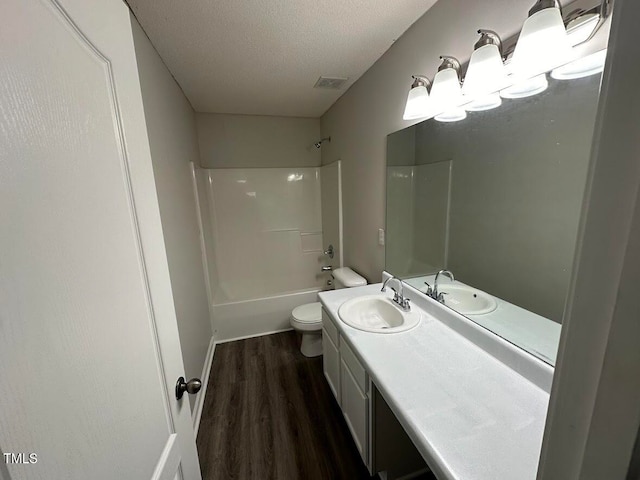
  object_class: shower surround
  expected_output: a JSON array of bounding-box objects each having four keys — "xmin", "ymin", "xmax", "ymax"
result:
[{"xmin": 195, "ymin": 167, "xmax": 326, "ymax": 341}]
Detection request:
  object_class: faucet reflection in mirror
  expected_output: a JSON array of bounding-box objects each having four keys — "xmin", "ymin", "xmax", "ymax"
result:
[
  {"xmin": 401, "ymin": 0, "xmax": 612, "ymax": 122},
  {"xmin": 424, "ymin": 269, "xmax": 455, "ymax": 303}
]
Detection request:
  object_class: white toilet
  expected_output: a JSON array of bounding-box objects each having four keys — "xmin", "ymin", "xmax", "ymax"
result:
[{"xmin": 291, "ymin": 267, "xmax": 367, "ymax": 357}]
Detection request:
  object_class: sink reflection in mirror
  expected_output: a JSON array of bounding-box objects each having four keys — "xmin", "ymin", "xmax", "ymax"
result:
[
  {"xmin": 435, "ymin": 283, "xmax": 497, "ymax": 316},
  {"xmin": 386, "ymin": 72, "xmax": 603, "ymax": 365}
]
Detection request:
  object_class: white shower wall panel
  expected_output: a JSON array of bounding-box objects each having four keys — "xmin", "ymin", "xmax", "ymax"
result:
[
  {"xmin": 386, "ymin": 163, "xmax": 451, "ymax": 277},
  {"xmin": 206, "ymin": 167, "xmax": 324, "ymax": 304}
]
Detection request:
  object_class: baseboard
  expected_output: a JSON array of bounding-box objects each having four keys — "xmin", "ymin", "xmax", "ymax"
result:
[
  {"xmin": 192, "ymin": 336, "xmax": 216, "ymax": 438},
  {"xmin": 216, "ymin": 327, "xmax": 294, "ymax": 344},
  {"xmin": 377, "ymin": 468, "xmax": 430, "ymax": 480},
  {"xmin": 396, "ymin": 468, "xmax": 431, "ymax": 480}
]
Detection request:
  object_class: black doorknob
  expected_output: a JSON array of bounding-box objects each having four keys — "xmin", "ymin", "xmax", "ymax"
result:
[{"xmin": 175, "ymin": 376, "xmax": 202, "ymax": 400}]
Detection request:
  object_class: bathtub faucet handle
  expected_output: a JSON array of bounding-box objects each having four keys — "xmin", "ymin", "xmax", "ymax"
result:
[
  {"xmin": 321, "ymin": 266, "xmax": 333, "ymax": 272},
  {"xmin": 324, "ymin": 244, "xmax": 334, "ymax": 259}
]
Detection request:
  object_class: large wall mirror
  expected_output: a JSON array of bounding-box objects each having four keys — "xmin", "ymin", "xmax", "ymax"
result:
[{"xmin": 386, "ymin": 72, "xmax": 602, "ymax": 365}]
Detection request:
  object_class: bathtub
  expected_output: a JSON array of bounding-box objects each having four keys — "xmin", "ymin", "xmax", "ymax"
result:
[{"xmin": 212, "ymin": 288, "xmax": 324, "ymax": 342}]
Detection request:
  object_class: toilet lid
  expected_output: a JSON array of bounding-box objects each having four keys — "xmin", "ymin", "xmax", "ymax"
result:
[{"xmin": 292, "ymin": 302, "xmax": 322, "ymax": 324}]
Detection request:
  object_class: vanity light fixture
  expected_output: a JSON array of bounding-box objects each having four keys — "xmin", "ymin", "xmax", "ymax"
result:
[
  {"xmin": 551, "ymin": 1, "xmax": 612, "ymax": 80},
  {"xmin": 431, "ymin": 56, "xmax": 467, "ymax": 122},
  {"xmin": 398, "ymin": 0, "xmax": 612, "ymax": 121},
  {"xmin": 403, "ymin": 75, "xmax": 432, "ymax": 120},
  {"xmin": 463, "ymin": 30, "xmax": 508, "ymax": 111},
  {"xmin": 565, "ymin": 12, "xmax": 600, "ymax": 46},
  {"xmin": 565, "ymin": 0, "xmax": 612, "ymax": 46},
  {"xmin": 509, "ymin": 0, "xmax": 574, "ymax": 81}
]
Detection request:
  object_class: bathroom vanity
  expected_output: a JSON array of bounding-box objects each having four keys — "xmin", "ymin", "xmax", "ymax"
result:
[
  {"xmin": 322, "ymin": 306, "xmax": 372, "ymax": 468},
  {"xmin": 357, "ymin": 40, "xmax": 607, "ymax": 480},
  {"xmin": 319, "ymin": 281, "xmax": 552, "ymax": 480}
]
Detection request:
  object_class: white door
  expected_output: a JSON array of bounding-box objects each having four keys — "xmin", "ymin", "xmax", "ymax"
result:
[{"xmin": 0, "ymin": 1, "xmax": 201, "ymax": 479}]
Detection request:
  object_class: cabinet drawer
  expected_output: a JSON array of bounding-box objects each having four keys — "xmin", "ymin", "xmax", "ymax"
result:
[
  {"xmin": 340, "ymin": 359, "xmax": 369, "ymax": 466},
  {"xmin": 322, "ymin": 328, "xmax": 340, "ymax": 404},
  {"xmin": 340, "ymin": 338, "xmax": 368, "ymax": 394},
  {"xmin": 322, "ymin": 308, "xmax": 339, "ymax": 347}
]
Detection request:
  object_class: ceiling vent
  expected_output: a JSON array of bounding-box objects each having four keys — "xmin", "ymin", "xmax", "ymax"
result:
[{"xmin": 314, "ymin": 76, "xmax": 349, "ymax": 90}]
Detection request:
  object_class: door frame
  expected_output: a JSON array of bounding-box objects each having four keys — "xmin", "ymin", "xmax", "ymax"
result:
[{"xmin": 538, "ymin": 0, "xmax": 640, "ymax": 477}]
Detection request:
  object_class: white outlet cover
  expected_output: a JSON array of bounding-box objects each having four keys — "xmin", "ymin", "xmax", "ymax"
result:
[{"xmin": 378, "ymin": 228, "xmax": 385, "ymax": 246}]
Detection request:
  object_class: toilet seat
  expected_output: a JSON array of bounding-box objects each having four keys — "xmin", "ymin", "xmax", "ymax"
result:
[{"xmin": 291, "ymin": 302, "xmax": 322, "ymax": 331}]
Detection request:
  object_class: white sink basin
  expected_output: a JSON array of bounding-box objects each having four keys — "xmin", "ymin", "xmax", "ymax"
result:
[
  {"xmin": 438, "ymin": 284, "xmax": 497, "ymax": 315},
  {"xmin": 338, "ymin": 295, "xmax": 421, "ymax": 333}
]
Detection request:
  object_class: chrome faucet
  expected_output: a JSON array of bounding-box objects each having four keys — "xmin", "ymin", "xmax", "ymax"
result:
[
  {"xmin": 381, "ymin": 276, "xmax": 411, "ymax": 311},
  {"xmin": 425, "ymin": 269, "xmax": 454, "ymax": 303}
]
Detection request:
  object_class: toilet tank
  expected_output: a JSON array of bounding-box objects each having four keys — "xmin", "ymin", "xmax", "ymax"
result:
[{"xmin": 333, "ymin": 267, "xmax": 367, "ymax": 289}]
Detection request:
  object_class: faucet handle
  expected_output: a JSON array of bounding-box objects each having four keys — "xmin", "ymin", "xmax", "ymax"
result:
[
  {"xmin": 390, "ymin": 286, "xmax": 400, "ymax": 302},
  {"xmin": 324, "ymin": 244, "xmax": 334, "ymax": 259},
  {"xmin": 436, "ymin": 292, "xmax": 447, "ymax": 304},
  {"xmin": 403, "ymin": 298, "xmax": 411, "ymax": 310},
  {"xmin": 423, "ymin": 281, "xmax": 433, "ymax": 295}
]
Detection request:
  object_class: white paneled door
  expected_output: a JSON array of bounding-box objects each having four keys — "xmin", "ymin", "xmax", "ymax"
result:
[{"xmin": 0, "ymin": 1, "xmax": 201, "ymax": 479}]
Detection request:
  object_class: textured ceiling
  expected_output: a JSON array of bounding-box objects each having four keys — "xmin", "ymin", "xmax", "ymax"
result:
[{"xmin": 127, "ymin": 0, "xmax": 438, "ymax": 117}]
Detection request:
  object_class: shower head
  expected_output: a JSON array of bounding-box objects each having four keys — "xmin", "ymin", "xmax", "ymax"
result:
[{"xmin": 314, "ymin": 137, "xmax": 331, "ymax": 149}]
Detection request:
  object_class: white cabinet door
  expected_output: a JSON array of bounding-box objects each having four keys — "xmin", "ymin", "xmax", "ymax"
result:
[
  {"xmin": 340, "ymin": 360, "xmax": 369, "ymax": 466},
  {"xmin": 322, "ymin": 328, "xmax": 341, "ymax": 404},
  {"xmin": 0, "ymin": 1, "xmax": 201, "ymax": 479}
]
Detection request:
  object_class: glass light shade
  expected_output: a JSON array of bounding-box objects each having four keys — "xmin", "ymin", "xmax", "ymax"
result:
[
  {"xmin": 435, "ymin": 108, "xmax": 467, "ymax": 123},
  {"xmin": 551, "ymin": 49, "xmax": 607, "ymax": 80},
  {"xmin": 565, "ymin": 13, "xmax": 600, "ymax": 47},
  {"xmin": 403, "ymin": 85, "xmax": 430, "ymax": 120},
  {"xmin": 465, "ymin": 93, "xmax": 502, "ymax": 112},
  {"xmin": 430, "ymin": 68, "xmax": 464, "ymax": 114},
  {"xmin": 500, "ymin": 73, "xmax": 548, "ymax": 99},
  {"xmin": 462, "ymin": 44, "xmax": 509, "ymax": 99},
  {"xmin": 510, "ymin": 7, "xmax": 574, "ymax": 80}
]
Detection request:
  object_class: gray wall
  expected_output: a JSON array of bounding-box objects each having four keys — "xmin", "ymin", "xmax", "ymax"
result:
[
  {"xmin": 131, "ymin": 18, "xmax": 212, "ymax": 409},
  {"xmin": 320, "ymin": 0, "xmax": 540, "ymax": 282},
  {"xmin": 196, "ymin": 113, "xmax": 321, "ymax": 168},
  {"xmin": 629, "ymin": 431, "xmax": 640, "ymax": 479}
]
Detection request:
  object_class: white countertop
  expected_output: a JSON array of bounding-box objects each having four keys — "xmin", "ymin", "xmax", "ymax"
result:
[{"xmin": 319, "ymin": 284, "xmax": 550, "ymax": 480}]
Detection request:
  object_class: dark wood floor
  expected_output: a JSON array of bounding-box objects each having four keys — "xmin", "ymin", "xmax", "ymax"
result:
[{"xmin": 197, "ymin": 331, "xmax": 375, "ymax": 479}]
